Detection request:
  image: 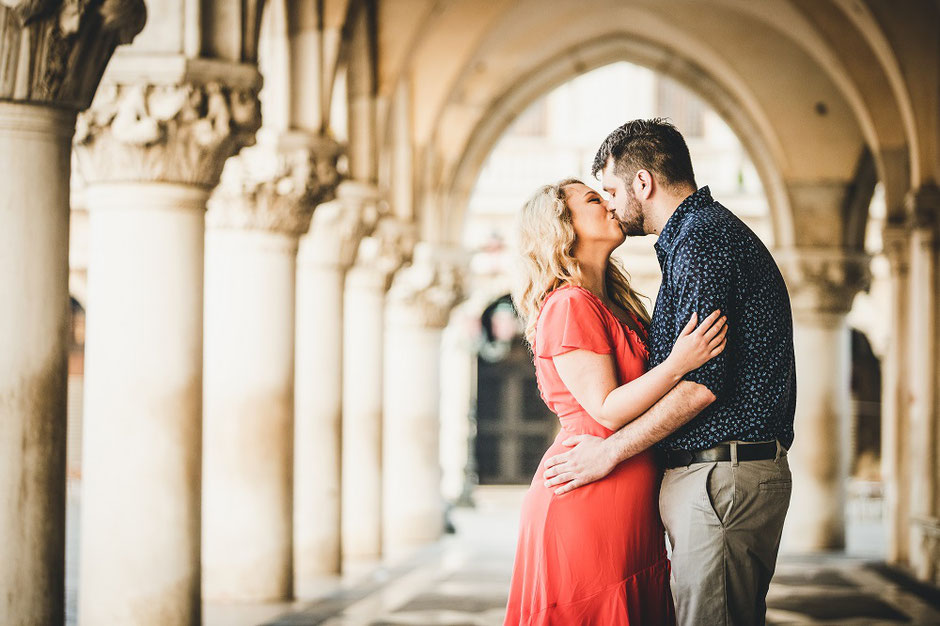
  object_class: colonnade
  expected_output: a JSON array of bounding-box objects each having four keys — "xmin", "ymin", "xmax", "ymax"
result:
[
  {"xmin": 882, "ymin": 188, "xmax": 940, "ymax": 582},
  {"xmin": 293, "ymin": 181, "xmax": 376, "ymax": 582},
  {"xmin": 780, "ymin": 250, "xmax": 870, "ymax": 551},
  {"xmin": 3, "ymin": 4, "xmax": 940, "ymax": 624},
  {"xmin": 776, "ymin": 185, "xmax": 940, "ymax": 581},
  {"xmin": 1, "ymin": 2, "xmax": 147, "ymax": 623},
  {"xmin": 342, "ymin": 217, "xmax": 415, "ymax": 558},
  {"xmin": 0, "ymin": 2, "xmax": 462, "ymax": 623}
]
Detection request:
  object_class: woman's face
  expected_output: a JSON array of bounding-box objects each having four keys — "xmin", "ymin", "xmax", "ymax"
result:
[{"xmin": 563, "ymin": 182, "xmax": 625, "ymax": 249}]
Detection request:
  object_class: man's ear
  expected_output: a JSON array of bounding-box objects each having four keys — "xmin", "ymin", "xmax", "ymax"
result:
[{"xmin": 634, "ymin": 169, "xmax": 654, "ymax": 200}]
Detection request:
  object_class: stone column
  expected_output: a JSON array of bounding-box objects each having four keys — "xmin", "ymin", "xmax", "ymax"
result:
[
  {"xmin": 202, "ymin": 132, "xmax": 339, "ymax": 601},
  {"xmin": 881, "ymin": 223, "xmax": 912, "ymax": 564},
  {"xmin": 72, "ymin": 67, "xmax": 261, "ymax": 624},
  {"xmin": 383, "ymin": 244, "xmax": 461, "ymax": 556},
  {"xmin": 294, "ymin": 181, "xmax": 376, "ymax": 590},
  {"xmin": 345, "ymin": 2, "xmax": 377, "ymax": 184},
  {"xmin": 904, "ymin": 187, "xmax": 940, "ymax": 581},
  {"xmin": 780, "ymin": 250, "xmax": 870, "ymax": 552},
  {"xmin": 439, "ymin": 301, "xmax": 479, "ymax": 506},
  {"xmin": 341, "ymin": 217, "xmax": 413, "ymax": 560},
  {"xmin": 0, "ymin": 101, "xmax": 74, "ymax": 626},
  {"xmin": 0, "ymin": 2, "xmax": 144, "ymax": 624}
]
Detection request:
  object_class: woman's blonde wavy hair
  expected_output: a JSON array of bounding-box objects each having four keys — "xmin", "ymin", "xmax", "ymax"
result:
[{"xmin": 513, "ymin": 178, "xmax": 651, "ymax": 346}]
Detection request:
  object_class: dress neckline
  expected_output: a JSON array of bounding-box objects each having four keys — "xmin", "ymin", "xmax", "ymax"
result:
[{"xmin": 557, "ymin": 285, "xmax": 650, "ymax": 359}]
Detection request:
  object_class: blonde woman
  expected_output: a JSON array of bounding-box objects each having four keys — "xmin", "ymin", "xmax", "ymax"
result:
[{"xmin": 504, "ymin": 179, "xmax": 726, "ymax": 625}]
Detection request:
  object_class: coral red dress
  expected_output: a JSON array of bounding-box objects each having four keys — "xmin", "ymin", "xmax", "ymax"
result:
[{"xmin": 504, "ymin": 286, "xmax": 675, "ymax": 625}]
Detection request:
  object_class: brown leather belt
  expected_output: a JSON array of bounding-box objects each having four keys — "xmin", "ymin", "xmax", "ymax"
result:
[{"xmin": 663, "ymin": 440, "xmax": 779, "ymax": 469}]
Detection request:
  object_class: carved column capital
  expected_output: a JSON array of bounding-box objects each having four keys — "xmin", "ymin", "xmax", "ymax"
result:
[
  {"xmin": 883, "ymin": 220, "xmax": 912, "ymax": 275},
  {"xmin": 0, "ymin": 0, "xmax": 146, "ymax": 109},
  {"xmin": 905, "ymin": 185, "xmax": 940, "ymax": 241},
  {"xmin": 206, "ymin": 131, "xmax": 342, "ymax": 237},
  {"xmin": 347, "ymin": 216, "xmax": 417, "ymax": 292},
  {"xmin": 777, "ymin": 248, "xmax": 871, "ymax": 318},
  {"xmin": 298, "ymin": 181, "xmax": 381, "ymax": 270},
  {"xmin": 73, "ymin": 63, "xmax": 262, "ymax": 188},
  {"xmin": 387, "ymin": 243, "xmax": 463, "ymax": 329}
]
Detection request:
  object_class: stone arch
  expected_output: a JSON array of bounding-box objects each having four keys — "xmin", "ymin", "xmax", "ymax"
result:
[
  {"xmin": 259, "ymin": 0, "xmax": 354, "ymax": 136},
  {"xmin": 828, "ymin": 0, "xmax": 922, "ymax": 190},
  {"xmin": 708, "ymin": 0, "xmax": 912, "ymax": 206},
  {"xmin": 374, "ymin": 0, "xmax": 919, "ymax": 250},
  {"xmin": 439, "ymin": 34, "xmax": 793, "ymax": 248}
]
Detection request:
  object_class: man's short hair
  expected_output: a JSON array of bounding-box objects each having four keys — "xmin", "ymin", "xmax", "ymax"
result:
[{"xmin": 591, "ymin": 118, "xmax": 696, "ymax": 191}]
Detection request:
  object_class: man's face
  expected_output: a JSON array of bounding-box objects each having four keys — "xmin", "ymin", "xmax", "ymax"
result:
[{"xmin": 601, "ymin": 159, "xmax": 644, "ymax": 236}]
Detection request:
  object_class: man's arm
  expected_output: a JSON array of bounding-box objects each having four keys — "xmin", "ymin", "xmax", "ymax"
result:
[
  {"xmin": 543, "ymin": 380, "xmax": 715, "ymax": 495},
  {"xmin": 551, "ymin": 311, "xmax": 725, "ymax": 431},
  {"xmin": 603, "ymin": 379, "xmax": 715, "ymax": 463},
  {"xmin": 543, "ymin": 228, "xmax": 734, "ymax": 494}
]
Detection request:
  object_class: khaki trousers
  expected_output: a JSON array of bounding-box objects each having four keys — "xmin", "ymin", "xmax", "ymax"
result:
[{"xmin": 659, "ymin": 442, "xmax": 791, "ymax": 626}]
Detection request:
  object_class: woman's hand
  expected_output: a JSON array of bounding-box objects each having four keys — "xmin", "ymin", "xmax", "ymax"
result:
[{"xmin": 665, "ymin": 310, "xmax": 728, "ymax": 375}]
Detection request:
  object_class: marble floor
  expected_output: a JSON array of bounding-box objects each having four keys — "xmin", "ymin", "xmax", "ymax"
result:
[
  {"xmin": 211, "ymin": 487, "xmax": 940, "ymax": 626},
  {"xmin": 65, "ymin": 485, "xmax": 940, "ymax": 625}
]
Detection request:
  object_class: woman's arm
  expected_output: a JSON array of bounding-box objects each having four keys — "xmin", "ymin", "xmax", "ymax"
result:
[{"xmin": 553, "ymin": 310, "xmax": 727, "ymax": 431}]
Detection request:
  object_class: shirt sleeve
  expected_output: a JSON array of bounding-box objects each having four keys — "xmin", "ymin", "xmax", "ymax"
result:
[
  {"xmin": 534, "ymin": 288, "xmax": 612, "ymax": 359},
  {"xmin": 670, "ymin": 234, "xmax": 734, "ymax": 397}
]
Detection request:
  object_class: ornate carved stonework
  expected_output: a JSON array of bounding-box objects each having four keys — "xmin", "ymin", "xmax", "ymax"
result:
[
  {"xmin": 347, "ymin": 216, "xmax": 417, "ymax": 292},
  {"xmin": 882, "ymin": 221, "xmax": 911, "ymax": 275},
  {"xmin": 206, "ymin": 132, "xmax": 342, "ymax": 237},
  {"xmin": 73, "ymin": 78, "xmax": 262, "ymax": 188},
  {"xmin": 906, "ymin": 185, "xmax": 940, "ymax": 240},
  {"xmin": 387, "ymin": 243, "xmax": 463, "ymax": 329},
  {"xmin": 0, "ymin": 0, "xmax": 146, "ymax": 108},
  {"xmin": 777, "ymin": 248, "xmax": 871, "ymax": 317},
  {"xmin": 299, "ymin": 181, "xmax": 381, "ymax": 269}
]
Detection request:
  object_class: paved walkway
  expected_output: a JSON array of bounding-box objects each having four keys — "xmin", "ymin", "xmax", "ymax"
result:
[
  {"xmin": 200, "ymin": 487, "xmax": 940, "ymax": 626},
  {"xmin": 65, "ymin": 484, "xmax": 940, "ymax": 625}
]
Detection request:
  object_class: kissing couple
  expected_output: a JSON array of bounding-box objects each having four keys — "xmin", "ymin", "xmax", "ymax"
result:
[{"xmin": 504, "ymin": 118, "xmax": 796, "ymax": 625}]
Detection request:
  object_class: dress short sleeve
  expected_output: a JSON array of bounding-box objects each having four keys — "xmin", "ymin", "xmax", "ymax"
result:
[{"xmin": 534, "ymin": 287, "xmax": 613, "ymax": 359}]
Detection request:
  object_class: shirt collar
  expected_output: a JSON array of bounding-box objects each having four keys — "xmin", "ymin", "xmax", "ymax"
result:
[{"xmin": 653, "ymin": 185, "xmax": 712, "ymax": 264}]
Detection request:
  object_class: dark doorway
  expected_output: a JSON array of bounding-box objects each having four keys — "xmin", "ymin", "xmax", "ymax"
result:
[
  {"xmin": 474, "ymin": 295, "xmax": 557, "ymax": 485},
  {"xmin": 67, "ymin": 297, "xmax": 85, "ymax": 481},
  {"xmin": 850, "ymin": 328, "xmax": 881, "ymax": 479}
]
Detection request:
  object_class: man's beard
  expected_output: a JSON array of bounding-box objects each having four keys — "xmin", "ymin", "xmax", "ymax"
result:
[{"xmin": 619, "ymin": 190, "xmax": 645, "ymax": 236}]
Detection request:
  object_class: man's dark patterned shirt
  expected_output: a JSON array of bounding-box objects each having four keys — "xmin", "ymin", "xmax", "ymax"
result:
[{"xmin": 649, "ymin": 186, "xmax": 796, "ymax": 451}]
